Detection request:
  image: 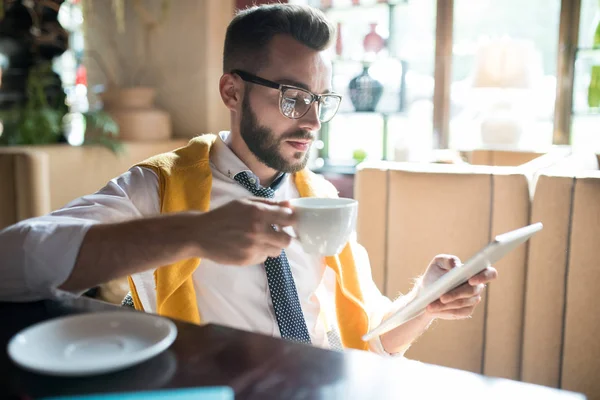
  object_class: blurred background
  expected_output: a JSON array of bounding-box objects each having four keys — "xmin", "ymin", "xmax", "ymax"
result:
[
  {"xmin": 1, "ymin": 3, "xmax": 600, "ymax": 399},
  {"xmin": 0, "ymin": 0, "xmax": 598, "ymax": 166}
]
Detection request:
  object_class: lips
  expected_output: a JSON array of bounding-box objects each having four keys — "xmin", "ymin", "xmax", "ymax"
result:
[{"xmin": 287, "ymin": 140, "xmax": 311, "ymax": 151}]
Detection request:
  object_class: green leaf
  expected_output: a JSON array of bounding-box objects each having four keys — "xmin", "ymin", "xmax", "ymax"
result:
[
  {"xmin": 84, "ymin": 110, "xmax": 120, "ymax": 137},
  {"xmin": 82, "ymin": 110, "xmax": 123, "ymax": 155},
  {"xmin": 83, "ymin": 135, "xmax": 125, "ymax": 155},
  {"xmin": 0, "ymin": 62, "xmax": 68, "ymax": 146}
]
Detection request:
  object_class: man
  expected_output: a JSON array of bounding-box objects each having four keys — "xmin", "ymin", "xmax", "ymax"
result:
[{"xmin": 0, "ymin": 4, "xmax": 496, "ymax": 355}]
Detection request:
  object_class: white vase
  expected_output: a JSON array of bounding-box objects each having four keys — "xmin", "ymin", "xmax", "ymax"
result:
[
  {"xmin": 99, "ymin": 87, "xmax": 172, "ymax": 142},
  {"xmin": 480, "ymin": 112, "xmax": 523, "ymax": 148}
]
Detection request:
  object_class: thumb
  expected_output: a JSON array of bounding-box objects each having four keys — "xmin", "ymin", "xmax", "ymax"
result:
[{"xmin": 431, "ymin": 254, "xmax": 461, "ymax": 271}]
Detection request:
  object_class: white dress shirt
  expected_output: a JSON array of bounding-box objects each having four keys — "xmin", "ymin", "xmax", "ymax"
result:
[{"xmin": 0, "ymin": 132, "xmax": 397, "ymax": 355}]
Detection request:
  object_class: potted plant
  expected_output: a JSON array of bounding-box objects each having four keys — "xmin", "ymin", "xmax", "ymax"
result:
[
  {"xmin": 0, "ymin": 0, "xmax": 121, "ymax": 152},
  {"xmin": 83, "ymin": 0, "xmax": 173, "ymax": 142}
]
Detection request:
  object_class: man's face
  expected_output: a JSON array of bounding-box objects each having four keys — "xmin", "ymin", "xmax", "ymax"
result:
[{"xmin": 239, "ymin": 35, "xmax": 332, "ymax": 173}]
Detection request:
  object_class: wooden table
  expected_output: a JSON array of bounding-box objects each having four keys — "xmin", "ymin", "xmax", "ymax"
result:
[{"xmin": 0, "ymin": 296, "xmax": 586, "ymax": 400}]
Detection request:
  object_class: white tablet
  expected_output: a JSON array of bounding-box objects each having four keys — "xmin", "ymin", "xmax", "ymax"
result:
[{"xmin": 362, "ymin": 222, "xmax": 543, "ymax": 342}]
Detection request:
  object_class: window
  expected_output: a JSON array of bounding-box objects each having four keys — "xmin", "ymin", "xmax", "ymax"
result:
[
  {"xmin": 449, "ymin": 0, "xmax": 561, "ymax": 151},
  {"xmin": 294, "ymin": 0, "xmax": 437, "ymax": 167},
  {"xmin": 293, "ymin": 0, "xmax": 599, "ymax": 168},
  {"xmin": 572, "ymin": 0, "xmax": 600, "ymax": 152}
]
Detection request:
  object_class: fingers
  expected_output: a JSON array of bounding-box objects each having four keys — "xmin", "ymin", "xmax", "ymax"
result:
[
  {"xmin": 426, "ymin": 280, "xmax": 486, "ymax": 319},
  {"xmin": 245, "ymin": 200, "xmax": 295, "ymax": 251},
  {"xmin": 431, "ymin": 254, "xmax": 462, "ymax": 271},
  {"xmin": 200, "ymin": 199, "xmax": 298, "ymax": 265},
  {"xmin": 440, "ymin": 282, "xmax": 485, "ymax": 304},
  {"xmin": 262, "ymin": 244, "xmax": 284, "ymax": 259},
  {"xmin": 247, "ymin": 199, "xmax": 297, "ymax": 227},
  {"xmin": 432, "ymin": 305, "xmax": 478, "ymax": 320},
  {"xmin": 468, "ymin": 266, "xmax": 498, "ymax": 286},
  {"xmin": 248, "ymin": 231, "xmax": 292, "ymax": 262},
  {"xmin": 428, "ymin": 294, "xmax": 482, "ymax": 313},
  {"xmin": 264, "ymin": 227, "xmax": 293, "ymax": 249},
  {"xmin": 249, "ymin": 197, "xmax": 290, "ymax": 207},
  {"xmin": 421, "ymin": 255, "xmax": 496, "ymax": 321}
]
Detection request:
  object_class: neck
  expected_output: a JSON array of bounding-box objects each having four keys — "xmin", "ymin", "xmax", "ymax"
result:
[{"xmin": 228, "ymin": 129, "xmax": 281, "ymax": 187}]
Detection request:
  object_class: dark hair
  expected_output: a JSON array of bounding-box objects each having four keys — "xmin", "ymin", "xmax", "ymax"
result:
[{"xmin": 223, "ymin": 4, "xmax": 335, "ymax": 73}]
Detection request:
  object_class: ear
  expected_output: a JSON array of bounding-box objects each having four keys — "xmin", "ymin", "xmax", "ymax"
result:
[{"xmin": 219, "ymin": 73, "xmax": 242, "ymax": 112}]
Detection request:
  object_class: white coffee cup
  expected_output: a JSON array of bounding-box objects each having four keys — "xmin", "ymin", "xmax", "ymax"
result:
[{"xmin": 289, "ymin": 197, "xmax": 358, "ymax": 256}]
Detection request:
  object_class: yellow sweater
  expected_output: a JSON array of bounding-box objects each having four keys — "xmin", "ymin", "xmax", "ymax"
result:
[{"xmin": 128, "ymin": 134, "xmax": 370, "ymax": 350}]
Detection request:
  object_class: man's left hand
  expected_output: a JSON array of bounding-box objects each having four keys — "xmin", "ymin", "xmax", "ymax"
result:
[{"xmin": 421, "ymin": 254, "xmax": 498, "ymax": 320}]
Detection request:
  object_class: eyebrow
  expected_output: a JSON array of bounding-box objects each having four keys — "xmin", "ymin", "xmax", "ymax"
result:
[{"xmin": 275, "ymin": 77, "xmax": 332, "ymax": 94}]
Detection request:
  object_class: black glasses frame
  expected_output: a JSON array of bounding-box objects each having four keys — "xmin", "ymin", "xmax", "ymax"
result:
[{"xmin": 231, "ymin": 69, "xmax": 342, "ymax": 122}]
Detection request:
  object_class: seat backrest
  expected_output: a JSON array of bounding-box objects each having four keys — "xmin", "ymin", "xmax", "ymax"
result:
[
  {"xmin": 354, "ymin": 165, "xmax": 388, "ymax": 292},
  {"xmin": 0, "ymin": 149, "xmax": 50, "ymax": 230},
  {"xmin": 467, "ymin": 149, "xmax": 548, "ymax": 166},
  {"xmin": 562, "ymin": 172, "xmax": 600, "ymax": 399},
  {"xmin": 355, "ymin": 162, "xmax": 530, "ymax": 379},
  {"xmin": 0, "ymin": 151, "xmax": 19, "ymax": 229},
  {"xmin": 521, "ymin": 173, "xmax": 572, "ymax": 388},
  {"xmin": 0, "ymin": 141, "xmax": 188, "ymax": 226},
  {"xmin": 522, "ymin": 170, "xmax": 600, "ymax": 400},
  {"xmin": 32, "ymin": 140, "xmax": 188, "ymax": 211}
]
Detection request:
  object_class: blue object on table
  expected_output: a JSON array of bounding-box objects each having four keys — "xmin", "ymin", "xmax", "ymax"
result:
[{"xmin": 40, "ymin": 386, "xmax": 234, "ymax": 400}]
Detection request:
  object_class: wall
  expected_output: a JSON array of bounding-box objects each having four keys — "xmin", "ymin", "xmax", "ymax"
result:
[{"xmin": 83, "ymin": 0, "xmax": 235, "ymax": 138}]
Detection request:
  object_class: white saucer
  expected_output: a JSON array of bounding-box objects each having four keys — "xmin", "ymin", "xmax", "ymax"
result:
[{"xmin": 7, "ymin": 311, "xmax": 177, "ymax": 377}]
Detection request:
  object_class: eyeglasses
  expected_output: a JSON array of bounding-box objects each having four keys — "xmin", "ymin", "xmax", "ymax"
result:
[{"xmin": 231, "ymin": 69, "xmax": 342, "ymax": 123}]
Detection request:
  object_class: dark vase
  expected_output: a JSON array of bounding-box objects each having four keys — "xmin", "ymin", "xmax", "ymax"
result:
[{"xmin": 348, "ymin": 65, "xmax": 383, "ymax": 112}]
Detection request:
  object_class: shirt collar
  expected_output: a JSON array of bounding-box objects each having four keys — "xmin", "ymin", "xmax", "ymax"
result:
[{"xmin": 211, "ymin": 131, "xmax": 287, "ymax": 190}]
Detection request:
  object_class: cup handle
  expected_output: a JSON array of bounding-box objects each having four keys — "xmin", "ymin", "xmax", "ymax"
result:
[
  {"xmin": 273, "ymin": 224, "xmax": 298, "ymax": 240},
  {"xmin": 287, "ymin": 226, "xmax": 298, "ymax": 240}
]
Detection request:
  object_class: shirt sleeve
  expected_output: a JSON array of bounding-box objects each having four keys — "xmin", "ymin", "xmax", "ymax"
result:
[
  {"xmin": 349, "ymin": 241, "xmax": 409, "ymax": 357},
  {"xmin": 0, "ymin": 166, "xmax": 160, "ymax": 302}
]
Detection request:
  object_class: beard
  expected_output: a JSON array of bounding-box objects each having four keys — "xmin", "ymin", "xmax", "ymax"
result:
[{"xmin": 240, "ymin": 94, "xmax": 313, "ymax": 173}]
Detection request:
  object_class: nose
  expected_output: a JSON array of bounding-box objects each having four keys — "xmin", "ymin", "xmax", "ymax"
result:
[{"xmin": 298, "ymin": 100, "xmax": 321, "ymax": 133}]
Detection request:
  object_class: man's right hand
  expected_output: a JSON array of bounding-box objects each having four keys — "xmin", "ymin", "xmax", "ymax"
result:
[
  {"xmin": 60, "ymin": 198, "xmax": 296, "ymax": 292},
  {"xmin": 192, "ymin": 198, "xmax": 296, "ymax": 265}
]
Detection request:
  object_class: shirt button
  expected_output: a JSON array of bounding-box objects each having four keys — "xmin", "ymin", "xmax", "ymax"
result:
[{"xmin": 249, "ymin": 178, "xmax": 256, "ymax": 184}]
